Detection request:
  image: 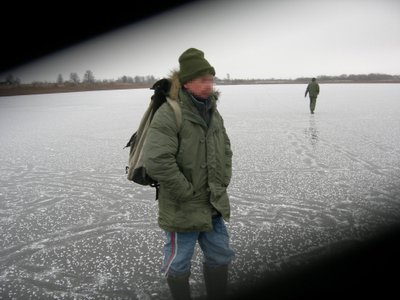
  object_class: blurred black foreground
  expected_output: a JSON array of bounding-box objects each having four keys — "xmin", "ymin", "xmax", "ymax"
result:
[{"xmin": 228, "ymin": 223, "xmax": 400, "ymax": 300}]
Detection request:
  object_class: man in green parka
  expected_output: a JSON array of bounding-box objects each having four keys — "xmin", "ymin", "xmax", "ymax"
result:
[
  {"xmin": 142, "ymin": 48, "xmax": 234, "ymax": 300},
  {"xmin": 305, "ymin": 77, "xmax": 320, "ymax": 114}
]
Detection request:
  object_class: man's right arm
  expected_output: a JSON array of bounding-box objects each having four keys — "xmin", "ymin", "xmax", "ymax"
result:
[{"xmin": 305, "ymin": 85, "xmax": 309, "ymax": 97}]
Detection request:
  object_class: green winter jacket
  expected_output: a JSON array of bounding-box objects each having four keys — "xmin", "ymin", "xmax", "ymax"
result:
[
  {"xmin": 305, "ymin": 81, "xmax": 320, "ymax": 97},
  {"xmin": 142, "ymin": 75, "xmax": 233, "ymax": 232}
]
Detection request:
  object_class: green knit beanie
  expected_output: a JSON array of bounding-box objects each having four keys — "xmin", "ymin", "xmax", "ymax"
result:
[{"xmin": 178, "ymin": 48, "xmax": 216, "ymax": 84}]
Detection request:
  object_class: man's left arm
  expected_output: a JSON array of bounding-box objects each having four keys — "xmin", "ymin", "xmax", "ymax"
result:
[{"xmin": 222, "ymin": 125, "xmax": 233, "ymax": 187}]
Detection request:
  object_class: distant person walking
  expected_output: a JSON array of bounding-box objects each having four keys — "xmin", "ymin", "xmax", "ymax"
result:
[{"xmin": 304, "ymin": 78, "xmax": 320, "ymax": 114}]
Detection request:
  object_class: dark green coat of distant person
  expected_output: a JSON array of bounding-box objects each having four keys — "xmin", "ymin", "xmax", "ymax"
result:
[{"xmin": 305, "ymin": 78, "xmax": 320, "ymax": 114}]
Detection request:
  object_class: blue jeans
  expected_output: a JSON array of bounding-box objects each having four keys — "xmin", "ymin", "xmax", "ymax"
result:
[{"xmin": 161, "ymin": 216, "xmax": 235, "ymax": 277}]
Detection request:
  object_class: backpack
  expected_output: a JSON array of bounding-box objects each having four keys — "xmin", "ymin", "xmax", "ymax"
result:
[{"xmin": 124, "ymin": 78, "xmax": 182, "ymax": 199}]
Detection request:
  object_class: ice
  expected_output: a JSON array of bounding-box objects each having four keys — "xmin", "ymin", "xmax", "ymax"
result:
[{"xmin": 1, "ymin": 84, "xmax": 400, "ymax": 299}]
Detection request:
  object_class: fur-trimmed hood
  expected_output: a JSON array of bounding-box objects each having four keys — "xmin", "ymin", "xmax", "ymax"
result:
[{"xmin": 167, "ymin": 70, "xmax": 181, "ymax": 101}]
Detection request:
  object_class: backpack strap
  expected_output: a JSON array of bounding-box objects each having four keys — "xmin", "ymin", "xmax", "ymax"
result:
[{"xmin": 166, "ymin": 97, "xmax": 182, "ymax": 130}]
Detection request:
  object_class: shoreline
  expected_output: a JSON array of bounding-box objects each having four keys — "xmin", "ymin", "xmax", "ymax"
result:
[
  {"xmin": 0, "ymin": 83, "xmax": 153, "ymax": 97},
  {"xmin": 1, "ymin": 80, "xmax": 400, "ymax": 97}
]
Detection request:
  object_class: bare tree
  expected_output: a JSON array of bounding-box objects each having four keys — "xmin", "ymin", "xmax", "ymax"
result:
[
  {"xmin": 118, "ymin": 75, "xmax": 134, "ymax": 83},
  {"xmin": 5, "ymin": 74, "xmax": 21, "ymax": 85},
  {"xmin": 69, "ymin": 72, "xmax": 80, "ymax": 84},
  {"xmin": 57, "ymin": 74, "xmax": 64, "ymax": 84},
  {"xmin": 83, "ymin": 70, "xmax": 95, "ymax": 83}
]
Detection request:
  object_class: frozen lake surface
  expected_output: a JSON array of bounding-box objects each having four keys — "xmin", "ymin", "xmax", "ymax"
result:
[{"xmin": 1, "ymin": 84, "xmax": 400, "ymax": 299}]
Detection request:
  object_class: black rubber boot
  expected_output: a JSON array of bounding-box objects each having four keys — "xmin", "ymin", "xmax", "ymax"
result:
[
  {"xmin": 167, "ymin": 273, "xmax": 192, "ymax": 300},
  {"xmin": 203, "ymin": 264, "xmax": 229, "ymax": 300}
]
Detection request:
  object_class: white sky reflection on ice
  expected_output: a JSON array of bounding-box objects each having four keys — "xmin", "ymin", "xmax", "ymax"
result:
[{"xmin": 3, "ymin": 0, "xmax": 400, "ymax": 83}]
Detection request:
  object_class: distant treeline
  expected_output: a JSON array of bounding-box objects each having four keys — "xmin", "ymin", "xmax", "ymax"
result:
[
  {"xmin": 304, "ymin": 73, "xmax": 400, "ymax": 82},
  {"xmin": 1, "ymin": 71, "xmax": 400, "ymax": 96},
  {"xmin": 1, "ymin": 71, "xmax": 157, "ymax": 86},
  {"xmin": 219, "ymin": 73, "xmax": 400, "ymax": 84}
]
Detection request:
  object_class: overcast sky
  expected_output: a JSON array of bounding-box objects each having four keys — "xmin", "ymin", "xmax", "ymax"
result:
[{"xmin": 4, "ymin": 0, "xmax": 400, "ymax": 83}]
